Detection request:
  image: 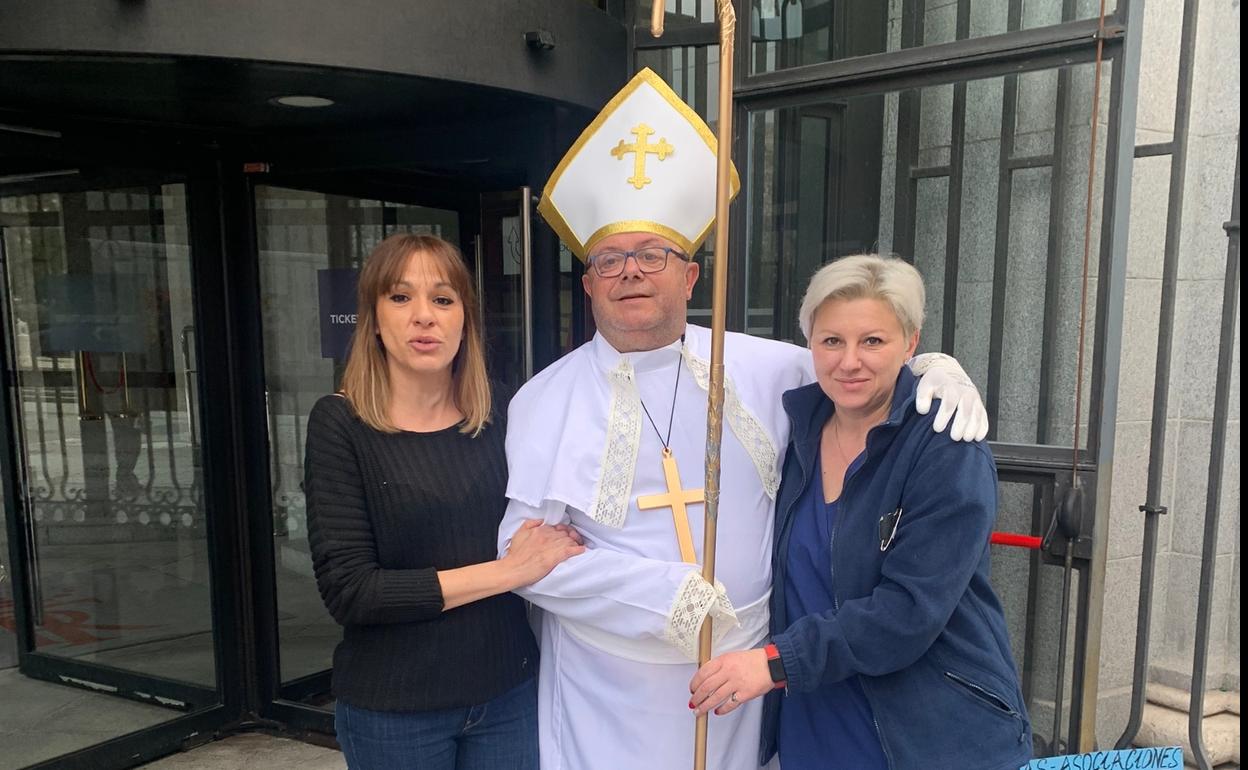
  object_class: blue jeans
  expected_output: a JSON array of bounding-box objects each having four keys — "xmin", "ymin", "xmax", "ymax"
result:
[{"xmin": 334, "ymin": 678, "xmax": 539, "ymax": 770}]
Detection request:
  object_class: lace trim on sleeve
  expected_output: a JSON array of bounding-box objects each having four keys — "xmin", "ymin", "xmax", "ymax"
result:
[
  {"xmin": 681, "ymin": 347, "xmax": 780, "ymax": 500},
  {"xmin": 663, "ymin": 571, "xmax": 739, "ymax": 662},
  {"xmin": 588, "ymin": 359, "xmax": 642, "ymax": 529}
]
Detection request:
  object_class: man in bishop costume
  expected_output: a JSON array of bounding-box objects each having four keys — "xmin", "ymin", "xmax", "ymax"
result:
[{"xmin": 498, "ymin": 68, "xmax": 988, "ymax": 770}]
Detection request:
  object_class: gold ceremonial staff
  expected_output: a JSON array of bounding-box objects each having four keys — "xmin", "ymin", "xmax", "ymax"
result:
[{"xmin": 651, "ymin": 2, "xmax": 736, "ymax": 769}]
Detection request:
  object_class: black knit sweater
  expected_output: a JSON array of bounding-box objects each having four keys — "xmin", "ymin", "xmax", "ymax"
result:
[{"xmin": 303, "ymin": 392, "xmax": 536, "ymax": 712}]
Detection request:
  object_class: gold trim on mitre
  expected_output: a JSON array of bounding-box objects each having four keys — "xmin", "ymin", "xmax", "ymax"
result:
[
  {"xmin": 536, "ymin": 67, "xmax": 742, "ymax": 262},
  {"xmin": 585, "ymin": 220, "xmax": 697, "ymax": 257}
]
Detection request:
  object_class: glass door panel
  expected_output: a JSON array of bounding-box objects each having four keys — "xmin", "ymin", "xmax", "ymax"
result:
[
  {"xmin": 254, "ymin": 184, "xmax": 462, "ymax": 706},
  {"xmin": 0, "ymin": 183, "xmax": 218, "ymax": 767},
  {"xmin": 479, "ymin": 189, "xmax": 533, "ymax": 389},
  {"xmin": 1, "ymin": 185, "xmax": 215, "ymax": 685}
]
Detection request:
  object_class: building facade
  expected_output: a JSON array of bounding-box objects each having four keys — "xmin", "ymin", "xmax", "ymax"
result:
[{"xmin": 0, "ymin": 1, "xmax": 1238, "ymax": 768}]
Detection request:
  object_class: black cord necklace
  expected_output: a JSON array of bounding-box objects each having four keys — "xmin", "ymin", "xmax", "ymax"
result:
[
  {"xmin": 638, "ymin": 346, "xmax": 682, "ymax": 451},
  {"xmin": 635, "ymin": 336, "xmax": 702, "ymax": 565}
]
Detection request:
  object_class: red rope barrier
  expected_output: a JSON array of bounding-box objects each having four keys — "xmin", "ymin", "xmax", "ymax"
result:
[{"xmin": 990, "ymin": 532, "xmax": 1043, "ymax": 550}]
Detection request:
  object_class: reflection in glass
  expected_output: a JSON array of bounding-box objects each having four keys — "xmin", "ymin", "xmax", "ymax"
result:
[
  {"xmin": 636, "ymin": 45, "xmax": 723, "ymax": 324},
  {"xmin": 254, "ymin": 186, "xmax": 460, "ymax": 705},
  {"xmin": 1, "ymin": 186, "xmax": 215, "ymax": 684},
  {"xmin": 637, "ymin": 0, "xmax": 717, "ymax": 27},
  {"xmin": 748, "ymin": 0, "xmax": 1116, "ymax": 75},
  {"xmin": 744, "ymin": 62, "xmax": 1111, "ymax": 450}
]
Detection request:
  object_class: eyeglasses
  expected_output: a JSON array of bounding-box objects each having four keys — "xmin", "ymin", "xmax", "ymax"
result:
[{"xmin": 586, "ymin": 246, "xmax": 689, "ymax": 278}]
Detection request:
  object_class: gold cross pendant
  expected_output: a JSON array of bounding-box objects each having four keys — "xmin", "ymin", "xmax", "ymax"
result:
[{"xmin": 637, "ymin": 447, "xmax": 704, "ymax": 564}]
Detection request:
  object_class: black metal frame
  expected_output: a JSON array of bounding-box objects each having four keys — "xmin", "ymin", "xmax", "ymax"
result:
[
  {"xmin": 20, "ymin": 707, "xmax": 232, "ymax": 770},
  {"xmin": 0, "ymin": 176, "xmax": 224, "ymax": 707},
  {"xmin": 0, "ymin": 146, "xmax": 250, "ymax": 769}
]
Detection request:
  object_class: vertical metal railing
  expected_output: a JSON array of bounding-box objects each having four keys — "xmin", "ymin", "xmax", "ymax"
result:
[
  {"xmin": 890, "ymin": 0, "xmax": 923, "ymax": 259},
  {"xmin": 939, "ymin": 0, "xmax": 970, "ymax": 356},
  {"xmin": 984, "ymin": 0, "xmax": 1024, "ymax": 438},
  {"xmin": 1187, "ymin": 135, "xmax": 1239, "ymax": 770},
  {"xmin": 1035, "ymin": 0, "xmax": 1078, "ymax": 449},
  {"xmin": 1114, "ymin": 0, "xmax": 1201, "ymax": 751}
]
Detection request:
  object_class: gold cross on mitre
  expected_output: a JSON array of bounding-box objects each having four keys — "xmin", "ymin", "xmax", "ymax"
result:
[
  {"xmin": 637, "ymin": 447, "xmax": 703, "ymax": 564},
  {"xmin": 610, "ymin": 123, "xmax": 674, "ymax": 190}
]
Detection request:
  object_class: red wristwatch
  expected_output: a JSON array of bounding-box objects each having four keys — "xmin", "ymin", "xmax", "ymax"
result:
[{"xmin": 765, "ymin": 643, "xmax": 787, "ymax": 689}]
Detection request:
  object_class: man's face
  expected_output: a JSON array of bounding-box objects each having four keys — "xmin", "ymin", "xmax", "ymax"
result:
[{"xmin": 582, "ymin": 232, "xmax": 700, "ymax": 353}]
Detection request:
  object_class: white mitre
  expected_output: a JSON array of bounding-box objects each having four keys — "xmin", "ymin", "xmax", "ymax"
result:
[{"xmin": 537, "ymin": 67, "xmax": 741, "ymax": 260}]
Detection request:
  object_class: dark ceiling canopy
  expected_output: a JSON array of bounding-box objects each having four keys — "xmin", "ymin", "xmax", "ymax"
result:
[
  {"xmin": 0, "ymin": 0, "xmax": 625, "ymax": 181},
  {"xmin": 1, "ymin": 55, "xmax": 560, "ymax": 135}
]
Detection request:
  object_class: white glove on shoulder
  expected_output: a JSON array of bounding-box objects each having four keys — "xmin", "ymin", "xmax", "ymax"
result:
[{"xmin": 907, "ymin": 352, "xmax": 989, "ymax": 442}]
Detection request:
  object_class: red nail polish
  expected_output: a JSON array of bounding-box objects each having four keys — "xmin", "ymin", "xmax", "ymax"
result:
[{"xmin": 688, "ymin": 701, "xmax": 695, "ymax": 709}]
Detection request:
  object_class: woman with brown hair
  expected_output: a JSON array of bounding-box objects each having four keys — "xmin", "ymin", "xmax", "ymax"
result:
[{"xmin": 304, "ymin": 233, "xmax": 583, "ymax": 769}]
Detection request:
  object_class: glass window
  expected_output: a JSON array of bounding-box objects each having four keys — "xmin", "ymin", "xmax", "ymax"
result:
[
  {"xmin": 744, "ymin": 61, "xmax": 1112, "ymax": 449},
  {"xmin": 638, "ymin": 0, "xmax": 719, "ymax": 28},
  {"xmin": 747, "ymin": 0, "xmax": 1117, "ymax": 75},
  {"xmin": 1, "ymin": 185, "xmax": 213, "ymax": 680},
  {"xmin": 1, "ymin": 185, "xmax": 216, "ymax": 766}
]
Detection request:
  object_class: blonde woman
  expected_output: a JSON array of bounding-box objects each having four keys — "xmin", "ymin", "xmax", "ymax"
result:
[
  {"xmin": 691, "ymin": 255, "xmax": 1030, "ymax": 770},
  {"xmin": 305, "ymin": 234, "xmax": 582, "ymax": 769}
]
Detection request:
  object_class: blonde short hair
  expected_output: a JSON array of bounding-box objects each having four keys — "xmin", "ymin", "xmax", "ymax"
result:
[
  {"xmin": 797, "ymin": 254, "xmax": 925, "ymax": 343},
  {"xmin": 339, "ymin": 233, "xmax": 492, "ymax": 436}
]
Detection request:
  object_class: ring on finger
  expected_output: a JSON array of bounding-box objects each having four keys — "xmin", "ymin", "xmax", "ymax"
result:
[{"xmin": 729, "ymin": 692, "xmax": 739, "ymax": 704}]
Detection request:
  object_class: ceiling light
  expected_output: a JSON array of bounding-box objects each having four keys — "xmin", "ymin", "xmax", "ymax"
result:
[{"xmin": 270, "ymin": 95, "xmax": 335, "ymax": 108}]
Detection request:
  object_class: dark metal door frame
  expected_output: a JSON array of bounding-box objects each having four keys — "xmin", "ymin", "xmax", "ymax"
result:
[
  {"xmin": 240, "ymin": 168, "xmax": 504, "ymax": 736},
  {"xmin": 0, "ymin": 155, "xmax": 241, "ymax": 769}
]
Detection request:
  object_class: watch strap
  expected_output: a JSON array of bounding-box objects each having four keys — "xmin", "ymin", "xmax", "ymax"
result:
[{"xmin": 765, "ymin": 643, "xmax": 787, "ymax": 689}]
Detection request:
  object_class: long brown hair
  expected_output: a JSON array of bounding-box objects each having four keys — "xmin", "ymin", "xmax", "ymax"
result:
[{"xmin": 338, "ymin": 233, "xmax": 492, "ymax": 435}]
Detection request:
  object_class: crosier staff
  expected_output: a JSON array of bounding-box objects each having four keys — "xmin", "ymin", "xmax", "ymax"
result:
[{"xmin": 651, "ymin": 3, "xmax": 737, "ymax": 769}]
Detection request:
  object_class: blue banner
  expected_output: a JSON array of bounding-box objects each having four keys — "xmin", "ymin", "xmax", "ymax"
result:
[
  {"xmin": 1020, "ymin": 747, "xmax": 1183, "ymax": 770},
  {"xmin": 318, "ymin": 268, "xmax": 360, "ymax": 360}
]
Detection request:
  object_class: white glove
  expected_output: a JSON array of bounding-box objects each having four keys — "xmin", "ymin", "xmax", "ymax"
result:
[{"xmin": 908, "ymin": 352, "xmax": 989, "ymax": 442}]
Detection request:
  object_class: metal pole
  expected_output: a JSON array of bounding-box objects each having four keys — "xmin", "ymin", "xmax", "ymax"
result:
[
  {"xmin": 474, "ymin": 234, "xmax": 485, "ymax": 325},
  {"xmin": 1115, "ymin": 0, "xmax": 1200, "ymax": 748},
  {"xmin": 1052, "ymin": 545, "xmax": 1075, "ymax": 752},
  {"xmin": 1188, "ymin": 134, "xmax": 1239, "ymax": 770},
  {"xmin": 520, "ymin": 186, "xmax": 534, "ymax": 380},
  {"xmin": 1073, "ymin": 0, "xmax": 1144, "ymax": 746},
  {"xmin": 1064, "ymin": 4, "xmax": 1108, "ymax": 748}
]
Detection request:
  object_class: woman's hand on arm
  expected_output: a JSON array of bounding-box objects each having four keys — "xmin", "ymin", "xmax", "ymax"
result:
[
  {"xmin": 438, "ymin": 519, "xmax": 585, "ymax": 612},
  {"xmin": 689, "ymin": 648, "xmax": 774, "ymax": 716}
]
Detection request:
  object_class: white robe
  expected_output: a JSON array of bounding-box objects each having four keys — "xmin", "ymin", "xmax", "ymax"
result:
[{"xmin": 499, "ymin": 324, "xmax": 812, "ymax": 770}]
